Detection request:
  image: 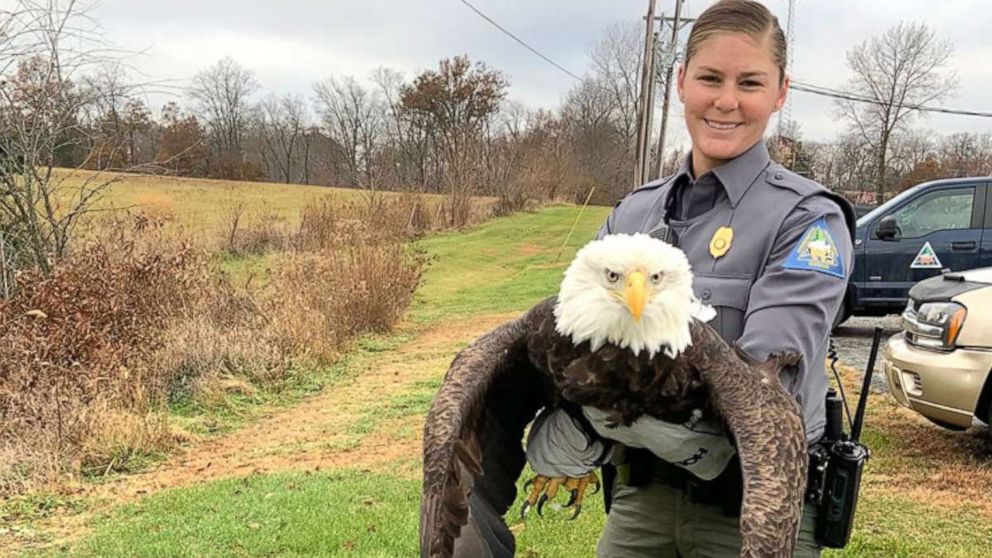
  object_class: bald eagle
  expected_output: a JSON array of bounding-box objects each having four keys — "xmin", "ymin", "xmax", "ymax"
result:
[{"xmin": 420, "ymin": 234, "xmax": 807, "ymax": 558}]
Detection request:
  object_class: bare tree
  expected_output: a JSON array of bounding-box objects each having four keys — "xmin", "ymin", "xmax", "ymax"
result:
[
  {"xmin": 313, "ymin": 76, "xmax": 385, "ymax": 189},
  {"xmin": 836, "ymin": 22, "xmax": 957, "ymax": 202},
  {"xmin": 560, "ymin": 77, "xmax": 627, "ymax": 203},
  {"xmin": 588, "ymin": 23, "xmax": 643, "ymax": 154},
  {"xmin": 79, "ymin": 63, "xmax": 156, "ymax": 170},
  {"xmin": 938, "ymin": 132, "xmax": 992, "ymax": 177},
  {"xmin": 257, "ymin": 93, "xmax": 306, "ymax": 183},
  {"xmin": 555, "ymin": 24, "xmax": 644, "ymax": 203},
  {"xmin": 888, "ymin": 128, "xmax": 937, "ymax": 186},
  {"xmin": 0, "ymin": 0, "xmax": 130, "ymax": 276},
  {"xmin": 188, "ymin": 57, "xmax": 259, "ymax": 178}
]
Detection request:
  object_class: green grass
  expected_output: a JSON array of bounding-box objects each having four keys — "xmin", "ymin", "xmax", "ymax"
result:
[
  {"xmin": 410, "ymin": 204, "xmax": 610, "ymax": 322},
  {"xmin": 164, "ymin": 330, "xmax": 416, "ymax": 440},
  {"xmin": 826, "ymin": 493, "xmax": 992, "ymax": 557},
  {"xmin": 0, "ymin": 492, "xmax": 86, "ymax": 524},
  {"xmin": 27, "ymin": 470, "xmax": 992, "ymax": 558},
  {"xmin": 350, "ymin": 377, "xmax": 442, "ymax": 437},
  {"xmin": 28, "ymin": 471, "xmax": 420, "ymax": 558}
]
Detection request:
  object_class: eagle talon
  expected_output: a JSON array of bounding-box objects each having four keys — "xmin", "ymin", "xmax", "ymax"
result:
[
  {"xmin": 537, "ymin": 494, "xmax": 549, "ymax": 516},
  {"xmin": 564, "ymin": 489, "xmax": 577, "ymax": 507},
  {"xmin": 519, "ymin": 472, "xmax": 600, "ymax": 521}
]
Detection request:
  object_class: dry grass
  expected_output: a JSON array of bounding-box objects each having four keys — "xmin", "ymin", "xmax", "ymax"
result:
[
  {"xmin": 50, "ymin": 168, "xmax": 500, "ymax": 242},
  {"xmin": 0, "ymin": 186, "xmax": 445, "ymax": 496},
  {"xmin": 832, "ymin": 363, "xmax": 992, "ymax": 516},
  {"xmin": 262, "ymin": 244, "xmax": 423, "ymax": 365},
  {"xmin": 0, "ymin": 228, "xmax": 209, "ymax": 494},
  {"xmin": 130, "ymin": 191, "xmax": 177, "ymax": 222}
]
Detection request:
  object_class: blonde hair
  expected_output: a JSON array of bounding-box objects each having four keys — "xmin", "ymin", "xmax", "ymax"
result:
[{"xmin": 685, "ymin": 0, "xmax": 787, "ymax": 84}]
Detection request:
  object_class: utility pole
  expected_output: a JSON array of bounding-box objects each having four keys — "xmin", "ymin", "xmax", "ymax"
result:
[
  {"xmin": 653, "ymin": 0, "xmax": 687, "ymax": 180},
  {"xmin": 643, "ymin": 24, "xmax": 660, "ymax": 183},
  {"xmin": 633, "ymin": 0, "xmax": 657, "ymax": 189},
  {"xmin": 776, "ymin": 0, "xmax": 797, "ymax": 140}
]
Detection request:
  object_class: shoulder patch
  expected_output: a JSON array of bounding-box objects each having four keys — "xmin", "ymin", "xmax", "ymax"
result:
[{"xmin": 782, "ymin": 217, "xmax": 845, "ymax": 278}]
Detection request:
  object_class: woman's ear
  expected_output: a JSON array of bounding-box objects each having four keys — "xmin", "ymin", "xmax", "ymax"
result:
[
  {"xmin": 676, "ymin": 64, "xmax": 686, "ymax": 103},
  {"xmin": 774, "ymin": 74, "xmax": 791, "ymax": 111}
]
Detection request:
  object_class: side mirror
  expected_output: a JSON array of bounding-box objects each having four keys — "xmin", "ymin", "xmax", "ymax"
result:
[{"xmin": 875, "ymin": 215, "xmax": 899, "ymax": 240}]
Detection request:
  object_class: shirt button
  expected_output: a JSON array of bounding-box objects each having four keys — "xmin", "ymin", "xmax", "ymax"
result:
[
  {"xmin": 774, "ymin": 173, "xmax": 784, "ymax": 180},
  {"xmin": 701, "ymin": 289, "xmax": 712, "ymax": 300}
]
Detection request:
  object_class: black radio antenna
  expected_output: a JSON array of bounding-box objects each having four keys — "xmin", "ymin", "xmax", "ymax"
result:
[{"xmin": 851, "ymin": 326, "xmax": 882, "ymax": 442}]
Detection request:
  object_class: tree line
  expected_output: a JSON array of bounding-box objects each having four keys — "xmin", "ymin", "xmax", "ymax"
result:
[{"xmin": 2, "ymin": 1, "xmax": 989, "ymax": 277}]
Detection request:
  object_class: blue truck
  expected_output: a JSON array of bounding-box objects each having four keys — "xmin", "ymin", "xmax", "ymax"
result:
[{"xmin": 837, "ymin": 176, "xmax": 992, "ymax": 326}]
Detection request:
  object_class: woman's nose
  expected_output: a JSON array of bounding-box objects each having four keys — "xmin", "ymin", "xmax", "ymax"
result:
[{"xmin": 713, "ymin": 85, "xmax": 739, "ymax": 112}]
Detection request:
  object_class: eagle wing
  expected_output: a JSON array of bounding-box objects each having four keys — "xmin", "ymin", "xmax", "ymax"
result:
[
  {"xmin": 420, "ymin": 298, "xmax": 556, "ymax": 558},
  {"xmin": 686, "ymin": 320, "xmax": 808, "ymax": 558}
]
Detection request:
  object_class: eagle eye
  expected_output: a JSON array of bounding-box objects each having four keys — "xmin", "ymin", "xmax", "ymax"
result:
[
  {"xmin": 605, "ymin": 269, "xmax": 620, "ymax": 283},
  {"xmin": 650, "ymin": 272, "xmax": 663, "ymax": 283}
]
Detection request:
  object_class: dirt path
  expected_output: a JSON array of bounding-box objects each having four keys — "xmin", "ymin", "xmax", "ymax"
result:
[
  {"xmin": 111, "ymin": 313, "xmax": 514, "ymax": 497},
  {"xmin": 15, "ymin": 312, "xmax": 517, "ymax": 556}
]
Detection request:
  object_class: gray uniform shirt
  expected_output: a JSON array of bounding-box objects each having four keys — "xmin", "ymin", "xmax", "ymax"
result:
[
  {"xmin": 599, "ymin": 141, "xmax": 854, "ymax": 443},
  {"xmin": 525, "ymin": 141, "xmax": 854, "ymax": 480}
]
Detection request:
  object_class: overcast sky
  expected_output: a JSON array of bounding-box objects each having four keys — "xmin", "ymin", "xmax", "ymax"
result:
[{"xmin": 91, "ymin": 0, "xmax": 992, "ymax": 148}]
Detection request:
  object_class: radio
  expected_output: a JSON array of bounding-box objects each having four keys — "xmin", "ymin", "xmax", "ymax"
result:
[{"xmin": 808, "ymin": 327, "xmax": 880, "ymax": 548}]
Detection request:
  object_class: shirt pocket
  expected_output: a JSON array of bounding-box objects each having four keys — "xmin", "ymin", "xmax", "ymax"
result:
[{"xmin": 692, "ymin": 273, "xmax": 752, "ymax": 342}]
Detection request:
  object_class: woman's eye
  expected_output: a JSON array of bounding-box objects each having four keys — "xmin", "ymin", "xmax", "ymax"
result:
[
  {"xmin": 699, "ymin": 75, "xmax": 719, "ymax": 83},
  {"xmin": 606, "ymin": 270, "xmax": 620, "ymax": 283},
  {"xmin": 740, "ymin": 80, "xmax": 763, "ymax": 88}
]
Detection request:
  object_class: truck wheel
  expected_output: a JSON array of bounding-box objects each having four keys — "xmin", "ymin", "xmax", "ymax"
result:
[{"xmin": 974, "ymin": 370, "xmax": 992, "ymax": 428}]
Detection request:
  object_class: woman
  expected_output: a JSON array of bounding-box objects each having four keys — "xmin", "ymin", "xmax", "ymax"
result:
[{"xmin": 594, "ymin": 1, "xmax": 856, "ymax": 556}]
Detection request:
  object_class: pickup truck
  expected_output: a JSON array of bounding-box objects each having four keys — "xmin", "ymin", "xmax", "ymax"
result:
[{"xmin": 837, "ymin": 177, "xmax": 992, "ymax": 326}]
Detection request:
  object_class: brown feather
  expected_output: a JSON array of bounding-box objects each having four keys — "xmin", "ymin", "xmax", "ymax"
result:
[{"xmin": 421, "ymin": 297, "xmax": 807, "ymax": 558}]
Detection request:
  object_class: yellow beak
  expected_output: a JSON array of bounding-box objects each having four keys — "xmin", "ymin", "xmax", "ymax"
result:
[{"xmin": 624, "ymin": 271, "xmax": 646, "ymax": 323}]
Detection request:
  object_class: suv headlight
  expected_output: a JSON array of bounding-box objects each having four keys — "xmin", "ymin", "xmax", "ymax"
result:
[{"xmin": 903, "ymin": 301, "xmax": 967, "ymax": 350}]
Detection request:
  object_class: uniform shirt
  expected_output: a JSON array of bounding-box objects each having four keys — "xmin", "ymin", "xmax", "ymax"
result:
[
  {"xmin": 599, "ymin": 141, "xmax": 854, "ymax": 443},
  {"xmin": 671, "ymin": 170, "xmax": 724, "ymax": 221},
  {"xmin": 525, "ymin": 141, "xmax": 854, "ymax": 482}
]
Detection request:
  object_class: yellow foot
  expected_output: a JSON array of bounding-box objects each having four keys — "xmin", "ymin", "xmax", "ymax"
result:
[{"xmin": 519, "ymin": 472, "xmax": 600, "ymax": 520}]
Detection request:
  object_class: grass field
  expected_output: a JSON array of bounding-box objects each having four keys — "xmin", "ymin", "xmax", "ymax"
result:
[
  {"xmin": 51, "ymin": 168, "xmax": 496, "ymax": 237},
  {"xmin": 6, "ymin": 193, "xmax": 992, "ymax": 557}
]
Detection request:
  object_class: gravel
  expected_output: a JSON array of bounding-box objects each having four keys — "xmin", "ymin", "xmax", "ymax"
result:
[{"xmin": 830, "ymin": 314, "xmax": 903, "ymax": 393}]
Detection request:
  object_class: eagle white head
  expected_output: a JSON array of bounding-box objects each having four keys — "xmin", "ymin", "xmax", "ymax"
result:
[{"xmin": 554, "ymin": 233, "xmax": 715, "ymax": 358}]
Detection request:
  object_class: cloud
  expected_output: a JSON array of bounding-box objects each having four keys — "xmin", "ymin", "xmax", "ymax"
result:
[{"xmin": 88, "ymin": 0, "xmax": 991, "ymax": 140}]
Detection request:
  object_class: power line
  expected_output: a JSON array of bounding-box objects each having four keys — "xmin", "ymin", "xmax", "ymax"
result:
[
  {"xmin": 458, "ymin": 0, "xmax": 992, "ymax": 120},
  {"xmin": 458, "ymin": 0, "xmax": 584, "ymax": 82},
  {"xmin": 790, "ymin": 81, "xmax": 992, "ymax": 118}
]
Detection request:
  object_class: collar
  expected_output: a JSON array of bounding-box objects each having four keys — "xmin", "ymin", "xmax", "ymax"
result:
[{"xmin": 678, "ymin": 140, "xmax": 771, "ymax": 208}]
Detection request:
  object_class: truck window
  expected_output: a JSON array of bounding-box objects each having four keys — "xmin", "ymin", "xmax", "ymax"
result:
[{"xmin": 887, "ymin": 190, "xmax": 974, "ymax": 238}]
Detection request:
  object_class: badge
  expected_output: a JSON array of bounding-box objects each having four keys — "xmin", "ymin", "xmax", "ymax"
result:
[
  {"xmin": 910, "ymin": 242, "xmax": 943, "ymax": 269},
  {"xmin": 709, "ymin": 227, "xmax": 733, "ymax": 259},
  {"xmin": 782, "ymin": 217, "xmax": 844, "ymax": 278}
]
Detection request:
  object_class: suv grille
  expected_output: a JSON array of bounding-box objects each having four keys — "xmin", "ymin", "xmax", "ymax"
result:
[{"xmin": 903, "ymin": 304, "xmax": 948, "ymax": 351}]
